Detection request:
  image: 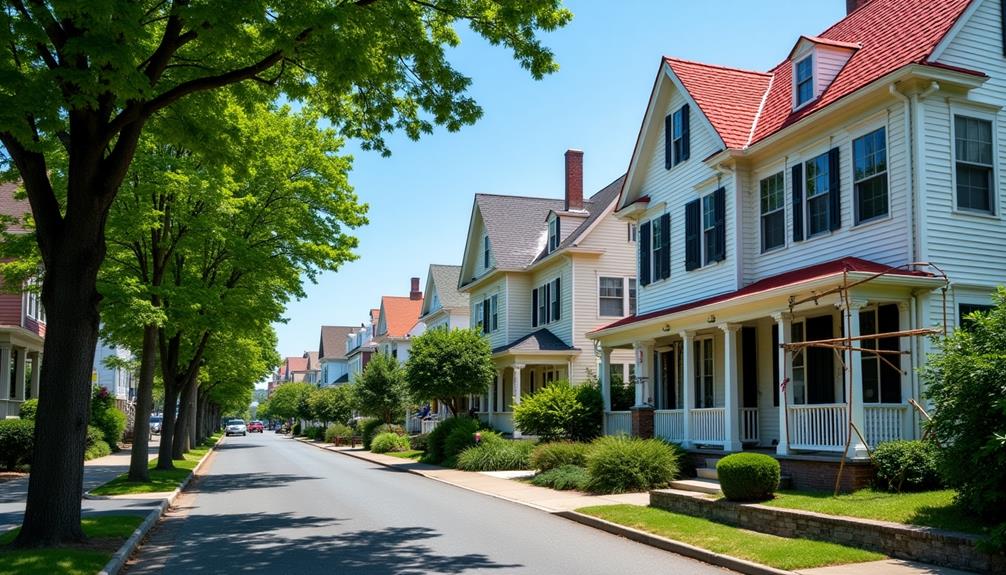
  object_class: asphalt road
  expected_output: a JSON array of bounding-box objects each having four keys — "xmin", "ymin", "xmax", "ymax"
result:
[{"xmin": 125, "ymin": 431, "xmax": 730, "ymax": 575}]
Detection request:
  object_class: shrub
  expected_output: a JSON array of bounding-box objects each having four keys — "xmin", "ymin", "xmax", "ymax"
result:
[
  {"xmin": 455, "ymin": 439, "xmax": 535, "ymax": 471},
  {"xmin": 90, "ymin": 386, "xmax": 126, "ymax": 450},
  {"xmin": 303, "ymin": 425, "xmax": 325, "ymax": 440},
  {"xmin": 324, "ymin": 423, "xmax": 354, "ymax": 443},
  {"xmin": 531, "ymin": 442, "xmax": 591, "ymax": 472},
  {"xmin": 442, "ymin": 418, "xmax": 482, "ymax": 463},
  {"xmin": 585, "ymin": 436, "xmax": 679, "ymax": 494},
  {"xmin": 717, "ymin": 453, "xmax": 780, "ymax": 502},
  {"xmin": 530, "ymin": 464, "xmax": 590, "ymax": 491},
  {"xmin": 86, "ymin": 425, "xmax": 105, "ymax": 448},
  {"xmin": 18, "ymin": 398, "xmax": 38, "ymax": 420},
  {"xmin": 0, "ymin": 418, "xmax": 34, "ymax": 470},
  {"xmin": 873, "ymin": 440, "xmax": 942, "ymax": 492},
  {"xmin": 371, "ymin": 432, "xmax": 411, "ymax": 453},
  {"xmin": 361, "ymin": 418, "xmax": 387, "ymax": 450},
  {"xmin": 663, "ymin": 441, "xmax": 695, "ymax": 478},
  {"xmin": 85, "ymin": 439, "xmax": 111, "ymax": 460},
  {"xmin": 425, "ymin": 416, "xmax": 478, "ymax": 464},
  {"xmin": 409, "ymin": 433, "xmax": 429, "ymax": 451},
  {"xmin": 513, "ymin": 380, "xmax": 602, "ymax": 442},
  {"xmin": 291, "ymin": 421, "xmax": 302, "ymax": 436}
]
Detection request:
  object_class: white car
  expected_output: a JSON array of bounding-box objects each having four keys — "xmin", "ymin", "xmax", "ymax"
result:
[{"xmin": 225, "ymin": 419, "xmax": 247, "ymax": 436}]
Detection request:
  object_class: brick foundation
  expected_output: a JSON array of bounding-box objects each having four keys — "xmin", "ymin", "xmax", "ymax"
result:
[
  {"xmin": 630, "ymin": 407, "xmax": 654, "ymax": 438},
  {"xmin": 688, "ymin": 450, "xmax": 875, "ymax": 492}
]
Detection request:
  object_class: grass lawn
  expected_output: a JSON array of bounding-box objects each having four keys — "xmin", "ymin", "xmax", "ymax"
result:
[
  {"xmin": 383, "ymin": 450, "xmax": 423, "ymax": 460},
  {"xmin": 0, "ymin": 515, "xmax": 143, "ymax": 575},
  {"xmin": 761, "ymin": 489, "xmax": 986, "ymax": 534},
  {"xmin": 90, "ymin": 433, "xmax": 221, "ymax": 496},
  {"xmin": 577, "ymin": 504, "xmax": 884, "ymax": 571}
]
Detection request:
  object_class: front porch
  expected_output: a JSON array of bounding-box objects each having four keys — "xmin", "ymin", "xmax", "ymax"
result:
[
  {"xmin": 0, "ymin": 330, "xmax": 42, "ymax": 419},
  {"xmin": 478, "ymin": 360, "xmax": 572, "ymax": 436}
]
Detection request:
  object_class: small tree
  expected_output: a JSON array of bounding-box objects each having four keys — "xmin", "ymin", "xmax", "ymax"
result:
[
  {"xmin": 513, "ymin": 380, "xmax": 603, "ymax": 442},
  {"xmin": 267, "ymin": 382, "xmax": 315, "ymax": 422},
  {"xmin": 405, "ymin": 328, "xmax": 495, "ymax": 415},
  {"xmin": 354, "ymin": 354, "xmax": 407, "ymax": 426},
  {"xmin": 923, "ymin": 287, "xmax": 1006, "ymax": 528},
  {"xmin": 308, "ymin": 385, "xmax": 355, "ymax": 426}
]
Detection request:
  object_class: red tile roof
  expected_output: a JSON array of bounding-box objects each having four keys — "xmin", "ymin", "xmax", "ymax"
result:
[
  {"xmin": 285, "ymin": 356, "xmax": 308, "ymax": 372},
  {"xmin": 664, "ymin": 0, "xmax": 974, "ymax": 150},
  {"xmin": 592, "ymin": 257, "xmax": 933, "ymax": 334},
  {"xmin": 380, "ymin": 296, "xmax": 424, "ymax": 338}
]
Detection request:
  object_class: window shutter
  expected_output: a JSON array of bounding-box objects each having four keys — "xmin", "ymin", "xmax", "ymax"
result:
[
  {"xmin": 681, "ymin": 104, "xmax": 690, "ymax": 161},
  {"xmin": 664, "ymin": 114, "xmax": 673, "ymax": 169},
  {"xmin": 544, "ymin": 282, "xmax": 551, "ymax": 323},
  {"xmin": 639, "ymin": 221, "xmax": 652, "ymax": 285},
  {"xmin": 828, "ymin": 147, "xmax": 842, "ymax": 231},
  {"xmin": 685, "ymin": 199, "xmax": 701, "ymax": 271},
  {"xmin": 713, "ymin": 187, "xmax": 726, "ymax": 262},
  {"xmin": 659, "ymin": 213, "xmax": 671, "ymax": 279},
  {"xmin": 791, "ymin": 164, "xmax": 804, "ymax": 242},
  {"xmin": 532, "ymin": 289, "xmax": 538, "ymax": 328},
  {"xmin": 483, "ymin": 299, "xmax": 490, "ymax": 334},
  {"xmin": 553, "ymin": 278, "xmax": 561, "ymax": 320}
]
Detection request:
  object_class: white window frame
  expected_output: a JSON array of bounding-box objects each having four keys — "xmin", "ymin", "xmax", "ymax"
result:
[
  {"xmin": 549, "ymin": 278, "xmax": 560, "ymax": 321},
  {"xmin": 671, "ymin": 106, "xmax": 685, "ymax": 166},
  {"xmin": 759, "ymin": 171, "xmax": 786, "ymax": 253},
  {"xmin": 650, "ymin": 215, "xmax": 666, "ymax": 281},
  {"xmin": 804, "ymin": 151, "xmax": 832, "ymax": 238},
  {"xmin": 627, "ymin": 222, "xmax": 637, "ymax": 242},
  {"xmin": 474, "ymin": 300, "xmax": 484, "ymax": 332},
  {"xmin": 851, "ymin": 123, "xmax": 891, "ymax": 226},
  {"xmin": 701, "ymin": 192, "xmax": 717, "ymax": 265},
  {"xmin": 490, "ymin": 294, "xmax": 498, "ymax": 332},
  {"xmin": 950, "ymin": 106, "xmax": 999, "ymax": 218},
  {"xmin": 793, "ymin": 53, "xmax": 815, "ymax": 109},
  {"xmin": 628, "ymin": 278, "xmax": 637, "ymax": 316},
  {"xmin": 548, "ymin": 216, "xmax": 559, "ymax": 252},
  {"xmin": 791, "ymin": 320, "xmax": 807, "ymax": 405},
  {"xmin": 858, "ymin": 304, "xmax": 902, "ymax": 404},
  {"xmin": 597, "ymin": 276, "xmax": 625, "ymax": 317},
  {"xmin": 693, "ymin": 336, "xmax": 714, "ymax": 408}
]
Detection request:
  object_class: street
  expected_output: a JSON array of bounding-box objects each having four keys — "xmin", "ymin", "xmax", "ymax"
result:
[{"xmin": 125, "ymin": 432, "xmax": 729, "ymax": 574}]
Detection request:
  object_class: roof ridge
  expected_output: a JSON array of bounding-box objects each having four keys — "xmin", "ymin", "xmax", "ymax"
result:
[
  {"xmin": 663, "ymin": 56, "xmax": 771, "ymax": 77},
  {"xmin": 745, "ymin": 73, "xmax": 775, "ymax": 148}
]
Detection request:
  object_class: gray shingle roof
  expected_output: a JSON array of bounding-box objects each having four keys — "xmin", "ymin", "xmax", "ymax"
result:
[
  {"xmin": 319, "ymin": 326, "xmax": 357, "ymax": 361},
  {"xmin": 429, "ymin": 264, "xmax": 468, "ymax": 309},
  {"xmin": 492, "ymin": 328, "xmax": 579, "ymax": 355}
]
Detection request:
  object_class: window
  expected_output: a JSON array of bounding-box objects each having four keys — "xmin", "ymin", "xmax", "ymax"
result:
[
  {"xmin": 536, "ymin": 285, "xmax": 548, "ymax": 325},
  {"xmin": 760, "ymin": 172, "xmax": 785, "ymax": 252},
  {"xmin": 954, "ymin": 115, "xmax": 995, "ymax": 213},
  {"xmin": 702, "ymin": 193, "xmax": 718, "ymax": 264},
  {"xmin": 860, "ymin": 304, "xmax": 901, "ymax": 403},
  {"xmin": 628, "ymin": 278, "xmax": 637, "ymax": 316},
  {"xmin": 795, "ymin": 55, "xmax": 814, "ymax": 107},
  {"xmin": 627, "ymin": 223, "xmax": 637, "ymax": 242},
  {"xmin": 474, "ymin": 300, "xmax": 484, "ymax": 332},
  {"xmin": 672, "ymin": 108, "xmax": 685, "ymax": 165},
  {"xmin": 694, "ymin": 338, "xmax": 714, "ymax": 408},
  {"xmin": 685, "ymin": 188, "xmax": 725, "ymax": 270},
  {"xmin": 599, "ymin": 277, "xmax": 624, "ymax": 317},
  {"xmin": 958, "ymin": 302, "xmax": 994, "ymax": 330},
  {"xmin": 483, "ymin": 234, "xmax": 491, "ymax": 269},
  {"xmin": 550, "ymin": 278, "xmax": 560, "ymax": 321},
  {"xmin": 805, "ymin": 152, "xmax": 831, "ymax": 236},
  {"xmin": 651, "ymin": 215, "xmax": 667, "ymax": 280},
  {"xmin": 853, "ymin": 127, "xmax": 888, "ymax": 223},
  {"xmin": 665, "ymin": 104, "xmax": 690, "ymax": 168},
  {"xmin": 548, "ymin": 217, "xmax": 559, "ymax": 252},
  {"xmin": 490, "ymin": 294, "xmax": 498, "ymax": 332},
  {"xmin": 791, "ymin": 322, "xmax": 806, "ymax": 404},
  {"xmin": 533, "ymin": 278, "xmax": 560, "ymax": 326}
]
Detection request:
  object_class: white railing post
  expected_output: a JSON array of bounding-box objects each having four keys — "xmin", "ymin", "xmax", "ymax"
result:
[
  {"xmin": 512, "ymin": 364, "xmax": 524, "ymax": 438},
  {"xmin": 898, "ymin": 302, "xmax": 914, "ymax": 440},
  {"xmin": 842, "ymin": 299, "xmax": 869, "ymax": 458},
  {"xmin": 773, "ymin": 313, "xmax": 792, "ymax": 455},
  {"xmin": 679, "ymin": 331, "xmax": 695, "ymax": 448},
  {"xmin": 600, "ymin": 347, "xmax": 612, "ymax": 413},
  {"xmin": 720, "ymin": 323, "xmax": 743, "ymax": 452}
]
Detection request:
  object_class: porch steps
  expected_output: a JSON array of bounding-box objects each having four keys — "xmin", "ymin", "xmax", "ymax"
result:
[
  {"xmin": 696, "ymin": 467, "xmax": 718, "ymax": 480},
  {"xmin": 667, "ymin": 478, "xmax": 721, "ymax": 495}
]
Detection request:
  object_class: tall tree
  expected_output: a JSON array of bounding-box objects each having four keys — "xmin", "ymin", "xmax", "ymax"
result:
[
  {"xmin": 405, "ymin": 327, "xmax": 494, "ymax": 415},
  {"xmin": 0, "ymin": 0, "xmax": 570, "ymax": 544}
]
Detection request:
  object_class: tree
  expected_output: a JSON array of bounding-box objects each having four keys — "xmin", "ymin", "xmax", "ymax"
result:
[
  {"xmin": 354, "ymin": 353, "xmax": 407, "ymax": 426},
  {"xmin": 308, "ymin": 385, "xmax": 355, "ymax": 426},
  {"xmin": 405, "ymin": 327, "xmax": 494, "ymax": 415},
  {"xmin": 267, "ymin": 382, "xmax": 316, "ymax": 422},
  {"xmin": 0, "ymin": 1, "xmax": 570, "ymax": 544},
  {"xmin": 513, "ymin": 380, "xmax": 603, "ymax": 442}
]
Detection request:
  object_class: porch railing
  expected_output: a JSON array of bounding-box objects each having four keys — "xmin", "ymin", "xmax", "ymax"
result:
[
  {"xmin": 788, "ymin": 403, "xmax": 847, "ymax": 451},
  {"xmin": 420, "ymin": 418, "xmax": 441, "ymax": 434},
  {"xmin": 604, "ymin": 411, "xmax": 632, "ymax": 436},
  {"xmin": 476, "ymin": 412, "xmax": 491, "ymax": 426},
  {"xmin": 405, "ymin": 414, "xmax": 422, "ymax": 434},
  {"xmin": 654, "ymin": 409, "xmax": 684, "ymax": 442},
  {"xmin": 690, "ymin": 408, "xmax": 725, "ymax": 443},
  {"xmin": 741, "ymin": 407, "xmax": 759, "ymax": 443},
  {"xmin": 864, "ymin": 404, "xmax": 909, "ymax": 448}
]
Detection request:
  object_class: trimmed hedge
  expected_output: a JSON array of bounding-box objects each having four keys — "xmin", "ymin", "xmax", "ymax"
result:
[
  {"xmin": 442, "ymin": 418, "xmax": 483, "ymax": 464},
  {"xmin": 0, "ymin": 418, "xmax": 34, "ymax": 470},
  {"xmin": 531, "ymin": 442, "xmax": 591, "ymax": 472},
  {"xmin": 717, "ymin": 453, "xmax": 780, "ymax": 502},
  {"xmin": 530, "ymin": 464, "xmax": 590, "ymax": 491},
  {"xmin": 873, "ymin": 440, "xmax": 942, "ymax": 492},
  {"xmin": 585, "ymin": 436, "xmax": 679, "ymax": 494},
  {"xmin": 371, "ymin": 432, "xmax": 411, "ymax": 453},
  {"xmin": 455, "ymin": 437, "xmax": 535, "ymax": 471},
  {"xmin": 18, "ymin": 398, "xmax": 37, "ymax": 420}
]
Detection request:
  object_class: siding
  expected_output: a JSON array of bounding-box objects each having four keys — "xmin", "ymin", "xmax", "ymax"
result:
[
  {"xmin": 815, "ymin": 46, "xmax": 854, "ymax": 98},
  {"xmin": 530, "ymin": 259, "xmax": 572, "ymax": 344},
  {"xmin": 0, "ymin": 293, "xmax": 22, "ymax": 326},
  {"xmin": 470, "ymin": 278, "xmax": 507, "ymax": 350}
]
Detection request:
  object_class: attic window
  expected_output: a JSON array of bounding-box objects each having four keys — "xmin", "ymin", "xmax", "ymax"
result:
[
  {"xmin": 483, "ymin": 234, "xmax": 491, "ymax": 269},
  {"xmin": 795, "ymin": 55, "xmax": 814, "ymax": 107},
  {"xmin": 548, "ymin": 216, "xmax": 559, "ymax": 252}
]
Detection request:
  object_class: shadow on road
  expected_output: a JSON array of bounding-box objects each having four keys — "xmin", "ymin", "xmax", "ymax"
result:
[{"xmin": 192, "ymin": 472, "xmax": 323, "ymax": 494}]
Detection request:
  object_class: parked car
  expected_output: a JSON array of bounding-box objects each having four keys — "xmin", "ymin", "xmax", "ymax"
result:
[
  {"xmin": 247, "ymin": 420, "xmax": 264, "ymax": 433},
  {"xmin": 150, "ymin": 415, "xmax": 163, "ymax": 435},
  {"xmin": 225, "ymin": 419, "xmax": 247, "ymax": 436}
]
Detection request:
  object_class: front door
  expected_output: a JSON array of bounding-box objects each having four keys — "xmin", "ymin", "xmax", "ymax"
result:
[
  {"xmin": 659, "ymin": 348, "xmax": 677, "ymax": 409},
  {"xmin": 741, "ymin": 326, "xmax": 758, "ymax": 408},
  {"xmin": 806, "ymin": 314, "xmax": 835, "ymax": 404}
]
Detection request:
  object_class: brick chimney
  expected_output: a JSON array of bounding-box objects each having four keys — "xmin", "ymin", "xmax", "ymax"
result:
[
  {"xmin": 409, "ymin": 277, "xmax": 422, "ymax": 300},
  {"xmin": 846, "ymin": 0, "xmax": 870, "ymax": 14},
  {"xmin": 565, "ymin": 149, "xmax": 584, "ymax": 211}
]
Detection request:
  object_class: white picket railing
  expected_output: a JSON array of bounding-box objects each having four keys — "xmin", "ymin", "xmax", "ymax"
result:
[
  {"xmin": 788, "ymin": 403, "xmax": 847, "ymax": 451},
  {"xmin": 690, "ymin": 408, "xmax": 725, "ymax": 443},
  {"xmin": 420, "ymin": 418, "xmax": 440, "ymax": 434},
  {"xmin": 406, "ymin": 414, "xmax": 422, "ymax": 434},
  {"xmin": 654, "ymin": 410, "xmax": 684, "ymax": 442},
  {"xmin": 605, "ymin": 411, "xmax": 632, "ymax": 436},
  {"xmin": 864, "ymin": 404, "xmax": 909, "ymax": 448},
  {"xmin": 741, "ymin": 407, "xmax": 759, "ymax": 443}
]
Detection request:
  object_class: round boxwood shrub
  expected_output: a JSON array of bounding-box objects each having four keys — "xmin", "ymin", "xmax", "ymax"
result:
[
  {"xmin": 717, "ymin": 453, "xmax": 780, "ymax": 501},
  {"xmin": 531, "ymin": 441, "xmax": 591, "ymax": 472},
  {"xmin": 18, "ymin": 398, "xmax": 38, "ymax": 420},
  {"xmin": 455, "ymin": 437, "xmax": 534, "ymax": 471},
  {"xmin": 873, "ymin": 440, "xmax": 942, "ymax": 492},
  {"xmin": 585, "ymin": 436, "xmax": 680, "ymax": 494},
  {"xmin": 530, "ymin": 464, "xmax": 590, "ymax": 491},
  {"xmin": 0, "ymin": 418, "xmax": 34, "ymax": 470},
  {"xmin": 371, "ymin": 432, "xmax": 411, "ymax": 453}
]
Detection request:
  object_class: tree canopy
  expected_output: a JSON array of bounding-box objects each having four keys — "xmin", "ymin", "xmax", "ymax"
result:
[
  {"xmin": 354, "ymin": 353, "xmax": 408, "ymax": 425},
  {"xmin": 405, "ymin": 327, "xmax": 494, "ymax": 415}
]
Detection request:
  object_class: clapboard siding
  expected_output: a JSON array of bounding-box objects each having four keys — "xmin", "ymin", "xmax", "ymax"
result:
[
  {"xmin": 470, "ymin": 278, "xmax": 507, "ymax": 350},
  {"xmin": 0, "ymin": 293, "xmax": 22, "ymax": 326},
  {"xmin": 530, "ymin": 259, "xmax": 572, "ymax": 344}
]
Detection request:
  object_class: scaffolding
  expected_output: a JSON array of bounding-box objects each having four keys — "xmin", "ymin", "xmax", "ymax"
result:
[{"xmin": 777, "ymin": 262, "xmax": 950, "ymax": 494}]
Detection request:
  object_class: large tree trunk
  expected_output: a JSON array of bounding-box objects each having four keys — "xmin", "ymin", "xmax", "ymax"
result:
[
  {"xmin": 157, "ymin": 378, "xmax": 180, "ymax": 471},
  {"xmin": 128, "ymin": 324, "xmax": 158, "ymax": 482},
  {"xmin": 195, "ymin": 389, "xmax": 206, "ymax": 444},
  {"xmin": 172, "ymin": 370, "xmax": 197, "ymax": 459}
]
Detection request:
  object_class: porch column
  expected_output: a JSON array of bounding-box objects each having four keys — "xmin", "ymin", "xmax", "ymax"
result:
[
  {"xmin": 679, "ymin": 331, "xmax": 695, "ymax": 448},
  {"xmin": 0, "ymin": 346, "xmax": 9, "ymax": 402},
  {"xmin": 843, "ymin": 299, "xmax": 869, "ymax": 459},
  {"xmin": 600, "ymin": 347, "xmax": 612, "ymax": 413},
  {"xmin": 720, "ymin": 324, "xmax": 743, "ymax": 452},
  {"xmin": 512, "ymin": 364, "xmax": 524, "ymax": 438},
  {"xmin": 633, "ymin": 341, "xmax": 655, "ymax": 406},
  {"xmin": 632, "ymin": 342, "xmax": 644, "ymax": 406},
  {"xmin": 773, "ymin": 312, "xmax": 792, "ymax": 456},
  {"xmin": 898, "ymin": 302, "xmax": 913, "ymax": 440},
  {"xmin": 13, "ymin": 348, "xmax": 25, "ymax": 401},
  {"xmin": 29, "ymin": 352, "xmax": 40, "ymax": 400}
]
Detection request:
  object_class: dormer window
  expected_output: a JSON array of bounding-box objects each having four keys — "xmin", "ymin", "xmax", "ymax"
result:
[
  {"xmin": 795, "ymin": 55, "xmax": 814, "ymax": 107},
  {"xmin": 483, "ymin": 234, "xmax": 491, "ymax": 269},
  {"xmin": 548, "ymin": 216, "xmax": 559, "ymax": 252}
]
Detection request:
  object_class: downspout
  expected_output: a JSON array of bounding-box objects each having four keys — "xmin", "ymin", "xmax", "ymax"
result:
[{"xmin": 888, "ymin": 84, "xmax": 915, "ymax": 261}]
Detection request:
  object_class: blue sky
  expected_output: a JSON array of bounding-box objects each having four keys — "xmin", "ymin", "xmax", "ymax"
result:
[{"xmin": 274, "ymin": 0, "xmax": 846, "ymax": 359}]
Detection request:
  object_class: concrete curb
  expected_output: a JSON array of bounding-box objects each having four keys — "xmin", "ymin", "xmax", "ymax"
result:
[
  {"xmin": 555, "ymin": 510, "xmax": 796, "ymax": 575},
  {"xmin": 96, "ymin": 435, "xmax": 224, "ymax": 575}
]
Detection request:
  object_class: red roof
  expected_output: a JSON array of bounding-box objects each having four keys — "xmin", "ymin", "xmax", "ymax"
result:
[
  {"xmin": 285, "ymin": 356, "xmax": 308, "ymax": 372},
  {"xmin": 664, "ymin": 0, "xmax": 974, "ymax": 150},
  {"xmin": 380, "ymin": 296, "xmax": 424, "ymax": 338},
  {"xmin": 592, "ymin": 257, "xmax": 933, "ymax": 334}
]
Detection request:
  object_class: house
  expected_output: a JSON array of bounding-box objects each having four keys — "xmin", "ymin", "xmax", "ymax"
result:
[
  {"xmin": 317, "ymin": 325, "xmax": 357, "ymax": 386},
  {"xmin": 0, "ymin": 181, "xmax": 44, "ymax": 419},
  {"xmin": 418, "ymin": 264, "xmax": 470, "ymax": 331},
  {"xmin": 280, "ymin": 355, "xmax": 309, "ymax": 383},
  {"xmin": 458, "ymin": 150, "xmax": 637, "ymax": 434},
  {"xmin": 346, "ymin": 308, "xmax": 380, "ymax": 379},
  {"xmin": 373, "ymin": 278, "xmax": 425, "ymax": 363},
  {"xmin": 588, "ymin": 0, "xmax": 1005, "ymax": 480},
  {"xmin": 92, "ymin": 338, "xmax": 135, "ymax": 411},
  {"xmin": 303, "ymin": 350, "xmax": 320, "ymax": 384}
]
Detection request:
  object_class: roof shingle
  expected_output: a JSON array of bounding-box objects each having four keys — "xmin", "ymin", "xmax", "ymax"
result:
[
  {"xmin": 319, "ymin": 325, "xmax": 356, "ymax": 361},
  {"xmin": 380, "ymin": 296, "xmax": 424, "ymax": 338}
]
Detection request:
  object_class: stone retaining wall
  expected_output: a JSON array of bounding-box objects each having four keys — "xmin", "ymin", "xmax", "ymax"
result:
[
  {"xmin": 688, "ymin": 452, "xmax": 874, "ymax": 492},
  {"xmin": 650, "ymin": 489, "xmax": 1005, "ymax": 573}
]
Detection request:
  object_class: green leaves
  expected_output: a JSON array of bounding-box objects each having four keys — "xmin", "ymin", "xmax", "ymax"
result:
[
  {"xmin": 404, "ymin": 327, "xmax": 495, "ymax": 414},
  {"xmin": 354, "ymin": 352, "xmax": 408, "ymax": 424}
]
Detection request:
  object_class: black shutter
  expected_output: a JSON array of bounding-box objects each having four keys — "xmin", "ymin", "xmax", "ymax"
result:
[
  {"xmin": 828, "ymin": 147, "xmax": 842, "ymax": 231},
  {"xmin": 685, "ymin": 199, "xmax": 701, "ymax": 271},
  {"xmin": 680, "ymin": 104, "xmax": 690, "ymax": 162},
  {"xmin": 792, "ymin": 163, "xmax": 804, "ymax": 242},
  {"xmin": 713, "ymin": 187, "xmax": 726, "ymax": 262},
  {"xmin": 659, "ymin": 213, "xmax": 671, "ymax": 280},
  {"xmin": 544, "ymin": 282, "xmax": 551, "ymax": 324},
  {"xmin": 664, "ymin": 114, "xmax": 674, "ymax": 169},
  {"xmin": 554, "ymin": 278, "xmax": 561, "ymax": 320},
  {"xmin": 554, "ymin": 217, "xmax": 561, "ymax": 249},
  {"xmin": 483, "ymin": 298, "xmax": 490, "ymax": 334},
  {"xmin": 532, "ymin": 289, "xmax": 538, "ymax": 328},
  {"xmin": 639, "ymin": 221, "xmax": 651, "ymax": 285}
]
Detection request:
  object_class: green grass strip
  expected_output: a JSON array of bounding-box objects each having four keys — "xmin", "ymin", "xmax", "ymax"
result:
[
  {"xmin": 0, "ymin": 515, "xmax": 143, "ymax": 575},
  {"xmin": 90, "ymin": 433, "xmax": 221, "ymax": 496},
  {"xmin": 577, "ymin": 504, "xmax": 884, "ymax": 571},
  {"xmin": 383, "ymin": 450, "xmax": 424, "ymax": 460}
]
